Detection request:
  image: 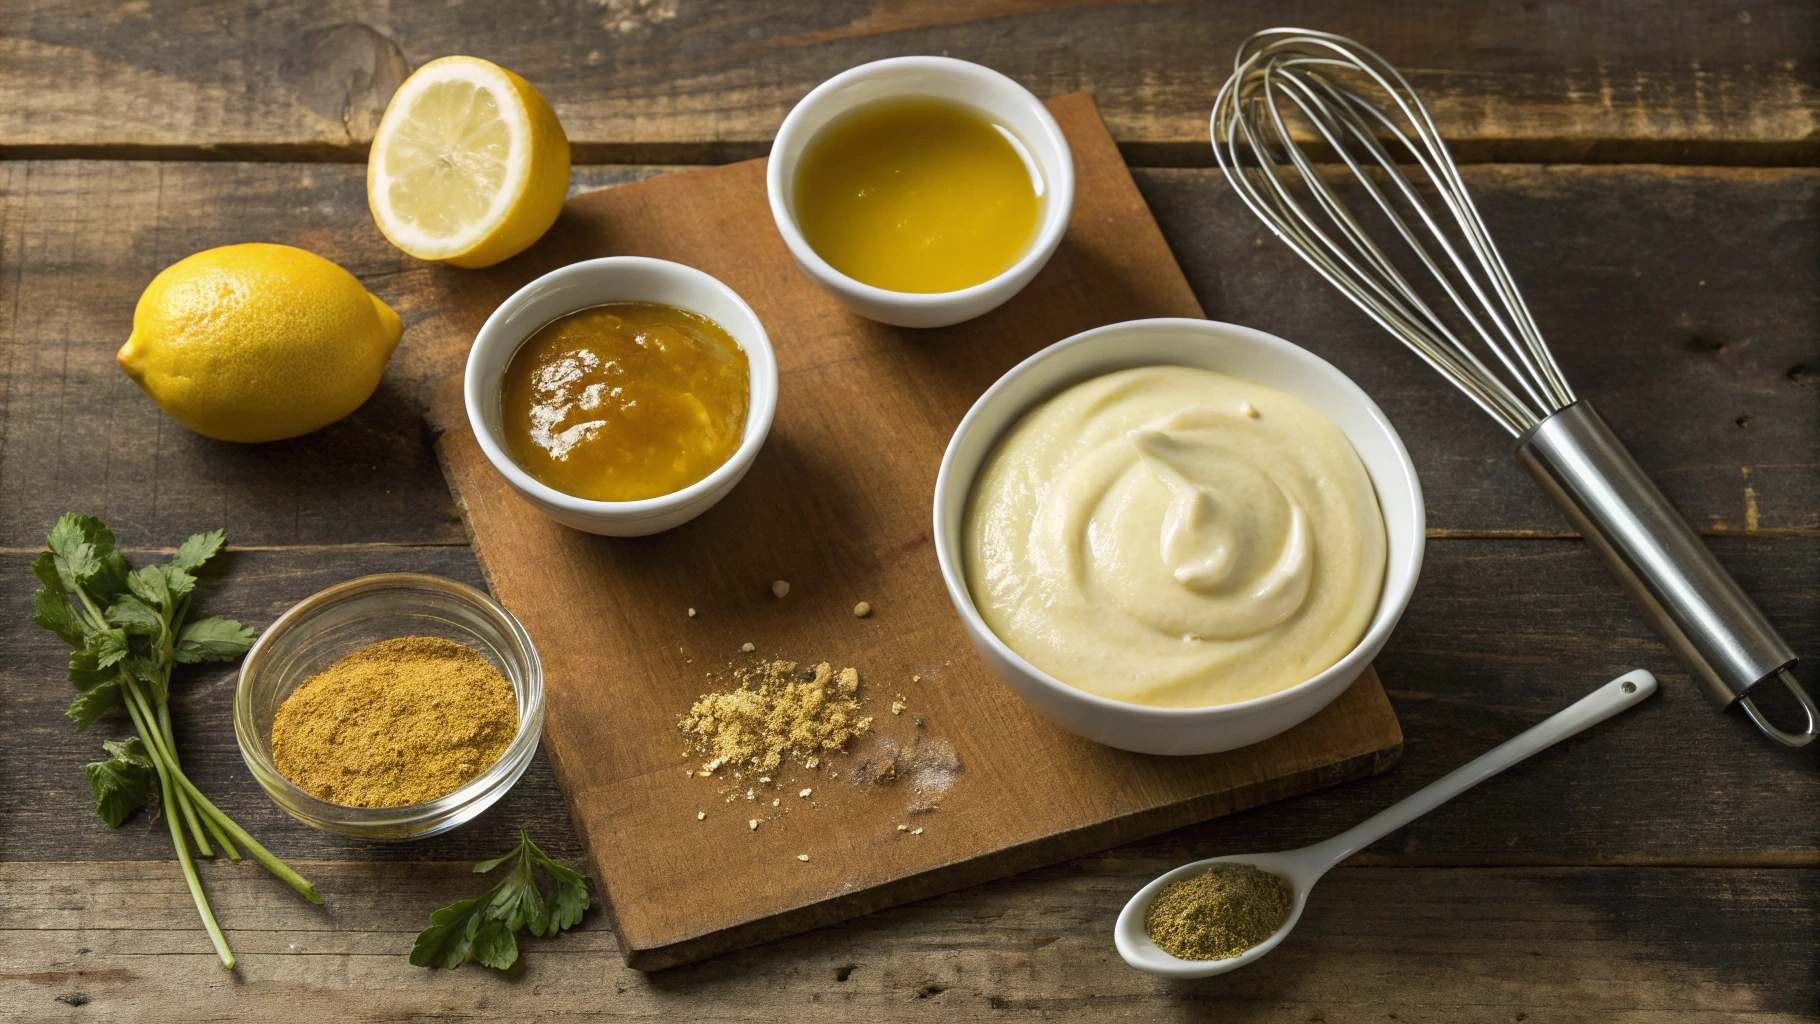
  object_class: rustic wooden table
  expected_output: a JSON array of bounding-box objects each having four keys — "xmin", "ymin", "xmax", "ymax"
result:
[{"xmin": 3, "ymin": 3, "xmax": 1815, "ymax": 1020}]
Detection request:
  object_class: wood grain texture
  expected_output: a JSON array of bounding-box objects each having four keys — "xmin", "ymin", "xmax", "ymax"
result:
[
  {"xmin": 2, "ymin": 860, "xmax": 1813, "ymax": 1021},
  {"xmin": 0, "ymin": 162, "xmax": 657, "ymax": 550},
  {"xmin": 412, "ymin": 94, "xmax": 1404, "ymax": 970},
  {"xmin": 2, "ymin": 2, "xmax": 1816, "ymax": 166},
  {"xmin": 6, "ymin": 537, "xmax": 1813, "ymax": 870},
  {"xmin": 1141, "ymin": 163, "xmax": 1820, "ymax": 537},
  {"xmin": 2, "ymin": 6, "xmax": 1816, "ymax": 1006},
  {"xmin": 2, "ymin": 161, "xmax": 1812, "ymax": 545}
]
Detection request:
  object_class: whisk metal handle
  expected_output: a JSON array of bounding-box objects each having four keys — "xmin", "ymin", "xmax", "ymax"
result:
[{"xmin": 1517, "ymin": 401, "xmax": 1817, "ymax": 746}]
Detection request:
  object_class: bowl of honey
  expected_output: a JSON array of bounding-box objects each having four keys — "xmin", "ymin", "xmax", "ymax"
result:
[
  {"xmin": 463, "ymin": 256, "xmax": 779, "ymax": 535},
  {"xmin": 767, "ymin": 56, "xmax": 1075, "ymax": 328}
]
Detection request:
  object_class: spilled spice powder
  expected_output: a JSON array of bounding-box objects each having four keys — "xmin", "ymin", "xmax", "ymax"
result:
[
  {"xmin": 270, "ymin": 636, "xmax": 518, "ymax": 808},
  {"xmin": 1145, "ymin": 863, "xmax": 1294, "ymax": 961},
  {"xmin": 678, "ymin": 660, "xmax": 871, "ymax": 777}
]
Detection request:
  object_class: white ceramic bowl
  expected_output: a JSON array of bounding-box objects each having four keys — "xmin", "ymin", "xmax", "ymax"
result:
[
  {"xmin": 464, "ymin": 257, "xmax": 779, "ymax": 536},
  {"xmin": 766, "ymin": 56, "xmax": 1075, "ymax": 329},
  {"xmin": 933, "ymin": 319, "xmax": 1425, "ymax": 755}
]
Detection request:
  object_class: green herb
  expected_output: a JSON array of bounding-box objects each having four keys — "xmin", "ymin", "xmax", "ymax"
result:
[
  {"xmin": 86, "ymin": 737, "xmax": 155, "ymax": 827},
  {"xmin": 411, "ymin": 831, "xmax": 590, "ymax": 970},
  {"xmin": 30, "ymin": 514, "xmax": 320, "ymax": 969}
]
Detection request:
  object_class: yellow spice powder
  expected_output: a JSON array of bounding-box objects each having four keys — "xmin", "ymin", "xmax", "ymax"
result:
[
  {"xmin": 1145, "ymin": 862, "xmax": 1294, "ymax": 961},
  {"xmin": 679, "ymin": 660, "xmax": 871, "ymax": 776},
  {"xmin": 270, "ymin": 636, "xmax": 518, "ymax": 808}
]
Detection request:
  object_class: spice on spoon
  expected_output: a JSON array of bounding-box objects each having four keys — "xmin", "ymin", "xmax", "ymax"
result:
[
  {"xmin": 1144, "ymin": 862, "xmax": 1293, "ymax": 960},
  {"xmin": 270, "ymin": 636, "xmax": 518, "ymax": 807}
]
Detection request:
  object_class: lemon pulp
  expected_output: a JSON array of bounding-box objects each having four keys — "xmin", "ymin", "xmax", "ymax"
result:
[
  {"xmin": 367, "ymin": 56, "xmax": 570, "ymax": 269},
  {"xmin": 793, "ymin": 100, "xmax": 1042, "ymax": 294},
  {"xmin": 380, "ymin": 77, "xmax": 512, "ymax": 241},
  {"xmin": 501, "ymin": 303, "xmax": 750, "ymax": 502}
]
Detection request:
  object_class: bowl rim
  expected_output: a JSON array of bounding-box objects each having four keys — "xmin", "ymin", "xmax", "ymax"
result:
[
  {"xmin": 932, "ymin": 316, "xmax": 1426, "ymax": 722},
  {"xmin": 765, "ymin": 54, "xmax": 1076, "ymax": 308},
  {"xmin": 463, "ymin": 255, "xmax": 780, "ymax": 520},
  {"xmin": 233, "ymin": 572, "xmax": 545, "ymax": 832}
]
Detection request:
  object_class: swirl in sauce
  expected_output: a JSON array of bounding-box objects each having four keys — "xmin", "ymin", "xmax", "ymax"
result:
[{"xmin": 964, "ymin": 366, "xmax": 1386, "ymax": 708}]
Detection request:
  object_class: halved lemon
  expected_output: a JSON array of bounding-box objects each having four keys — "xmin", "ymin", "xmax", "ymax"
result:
[{"xmin": 367, "ymin": 56, "xmax": 570, "ymax": 269}]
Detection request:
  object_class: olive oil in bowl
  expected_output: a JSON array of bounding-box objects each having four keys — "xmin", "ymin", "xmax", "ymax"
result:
[{"xmin": 793, "ymin": 100, "xmax": 1043, "ymax": 294}]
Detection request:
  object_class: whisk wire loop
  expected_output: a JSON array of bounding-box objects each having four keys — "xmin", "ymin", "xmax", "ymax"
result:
[
  {"xmin": 1212, "ymin": 28, "xmax": 1577, "ymax": 435},
  {"xmin": 1272, "ymin": 70, "xmax": 1553, "ymax": 420},
  {"xmin": 1215, "ymin": 27, "xmax": 1815, "ymax": 747},
  {"xmin": 1222, "ymin": 70, "xmax": 1530, "ymax": 431}
]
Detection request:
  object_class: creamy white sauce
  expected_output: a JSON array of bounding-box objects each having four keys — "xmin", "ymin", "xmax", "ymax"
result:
[{"xmin": 964, "ymin": 366, "xmax": 1386, "ymax": 708}]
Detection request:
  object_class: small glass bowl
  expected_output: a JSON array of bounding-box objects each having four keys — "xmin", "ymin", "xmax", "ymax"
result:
[{"xmin": 234, "ymin": 573, "xmax": 544, "ymax": 841}]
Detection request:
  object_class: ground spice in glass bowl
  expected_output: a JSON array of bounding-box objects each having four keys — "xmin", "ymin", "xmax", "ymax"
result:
[
  {"xmin": 234, "ymin": 574, "xmax": 543, "ymax": 841},
  {"xmin": 270, "ymin": 636, "xmax": 519, "ymax": 808},
  {"xmin": 1143, "ymin": 862, "xmax": 1294, "ymax": 960}
]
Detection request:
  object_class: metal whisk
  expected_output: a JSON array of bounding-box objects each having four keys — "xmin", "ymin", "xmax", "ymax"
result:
[{"xmin": 1212, "ymin": 28, "xmax": 1816, "ymax": 746}]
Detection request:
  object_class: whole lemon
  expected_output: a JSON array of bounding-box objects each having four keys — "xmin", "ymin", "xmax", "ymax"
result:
[{"xmin": 118, "ymin": 243, "xmax": 402, "ymax": 443}]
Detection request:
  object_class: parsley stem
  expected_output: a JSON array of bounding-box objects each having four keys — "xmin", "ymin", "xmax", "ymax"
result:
[
  {"xmin": 72, "ymin": 583, "xmax": 108, "ymax": 634},
  {"xmin": 120, "ymin": 676, "xmax": 202, "ymax": 852},
  {"xmin": 150, "ymin": 699, "xmax": 215, "ymax": 858},
  {"xmin": 170, "ymin": 769, "xmax": 322, "ymax": 905},
  {"xmin": 157, "ymin": 701, "xmax": 234, "ymax": 860},
  {"xmin": 199, "ymin": 796, "xmax": 242, "ymax": 862},
  {"xmin": 124, "ymin": 691, "xmax": 234, "ymax": 968},
  {"xmin": 175, "ymin": 780, "xmax": 216, "ymax": 856},
  {"xmin": 122, "ymin": 679, "xmax": 321, "ymax": 905}
]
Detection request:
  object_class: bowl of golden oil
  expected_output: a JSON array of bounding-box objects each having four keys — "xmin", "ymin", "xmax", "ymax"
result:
[{"xmin": 767, "ymin": 56, "xmax": 1074, "ymax": 328}]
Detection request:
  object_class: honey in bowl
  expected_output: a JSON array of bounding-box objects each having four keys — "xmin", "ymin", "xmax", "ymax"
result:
[
  {"xmin": 793, "ymin": 99, "xmax": 1043, "ymax": 293},
  {"xmin": 501, "ymin": 302, "xmax": 749, "ymax": 502}
]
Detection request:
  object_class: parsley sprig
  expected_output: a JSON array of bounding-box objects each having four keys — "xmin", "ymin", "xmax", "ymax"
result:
[
  {"xmin": 412, "ymin": 831, "xmax": 590, "ymax": 970},
  {"xmin": 31, "ymin": 514, "xmax": 320, "ymax": 968}
]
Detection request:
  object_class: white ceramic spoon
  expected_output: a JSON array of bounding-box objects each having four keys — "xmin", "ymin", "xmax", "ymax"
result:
[{"xmin": 1115, "ymin": 668, "xmax": 1657, "ymax": 978}]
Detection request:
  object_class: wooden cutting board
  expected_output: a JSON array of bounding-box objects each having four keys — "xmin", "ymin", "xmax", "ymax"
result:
[{"xmin": 408, "ymin": 93, "xmax": 1403, "ymax": 971}]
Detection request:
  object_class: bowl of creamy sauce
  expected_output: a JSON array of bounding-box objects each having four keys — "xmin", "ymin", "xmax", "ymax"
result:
[{"xmin": 934, "ymin": 319, "xmax": 1423, "ymax": 754}]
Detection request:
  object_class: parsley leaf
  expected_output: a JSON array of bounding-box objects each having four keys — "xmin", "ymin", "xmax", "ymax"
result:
[
  {"xmin": 92, "ymin": 629, "xmax": 130, "ymax": 668},
  {"xmin": 175, "ymin": 617, "xmax": 256, "ymax": 663},
  {"xmin": 33, "ymin": 584, "xmax": 90, "ymax": 646},
  {"xmin": 31, "ymin": 552, "xmax": 93, "ymax": 645},
  {"xmin": 126, "ymin": 564, "xmax": 171, "ymax": 613},
  {"xmin": 468, "ymin": 920, "xmax": 520, "ymax": 970},
  {"xmin": 410, "ymin": 896, "xmax": 486, "ymax": 970},
  {"xmin": 31, "ymin": 550, "xmax": 66, "ymax": 593},
  {"xmin": 47, "ymin": 513, "xmax": 131, "ymax": 602},
  {"xmin": 66, "ymin": 647, "xmax": 117, "ymax": 689},
  {"xmin": 106, "ymin": 594, "xmax": 165, "ymax": 638},
  {"xmin": 86, "ymin": 737, "xmax": 155, "ymax": 827},
  {"xmin": 66, "ymin": 683, "xmax": 123, "ymax": 730},
  {"xmin": 531, "ymin": 846, "xmax": 591, "ymax": 935},
  {"xmin": 159, "ymin": 563, "xmax": 197, "ymax": 603},
  {"xmin": 171, "ymin": 529, "xmax": 226, "ymax": 573},
  {"xmin": 410, "ymin": 831, "xmax": 590, "ymax": 970}
]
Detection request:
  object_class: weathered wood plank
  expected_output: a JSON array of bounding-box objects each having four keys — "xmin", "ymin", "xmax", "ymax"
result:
[
  {"xmin": 0, "ymin": 545, "xmax": 585, "ymax": 865},
  {"xmin": 1, "ymin": 860, "xmax": 1812, "ymax": 1020},
  {"xmin": 2, "ymin": 1, "xmax": 1815, "ymax": 165},
  {"xmin": 409, "ymin": 101, "xmax": 1401, "ymax": 969},
  {"xmin": 3, "ymin": 161, "xmax": 1813, "ymax": 547},
  {"xmin": 0, "ymin": 163, "xmax": 654, "ymax": 550},
  {"xmin": 1140, "ymin": 163, "xmax": 1820, "ymax": 537},
  {"xmin": 5, "ymin": 536, "xmax": 1813, "ymax": 867}
]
